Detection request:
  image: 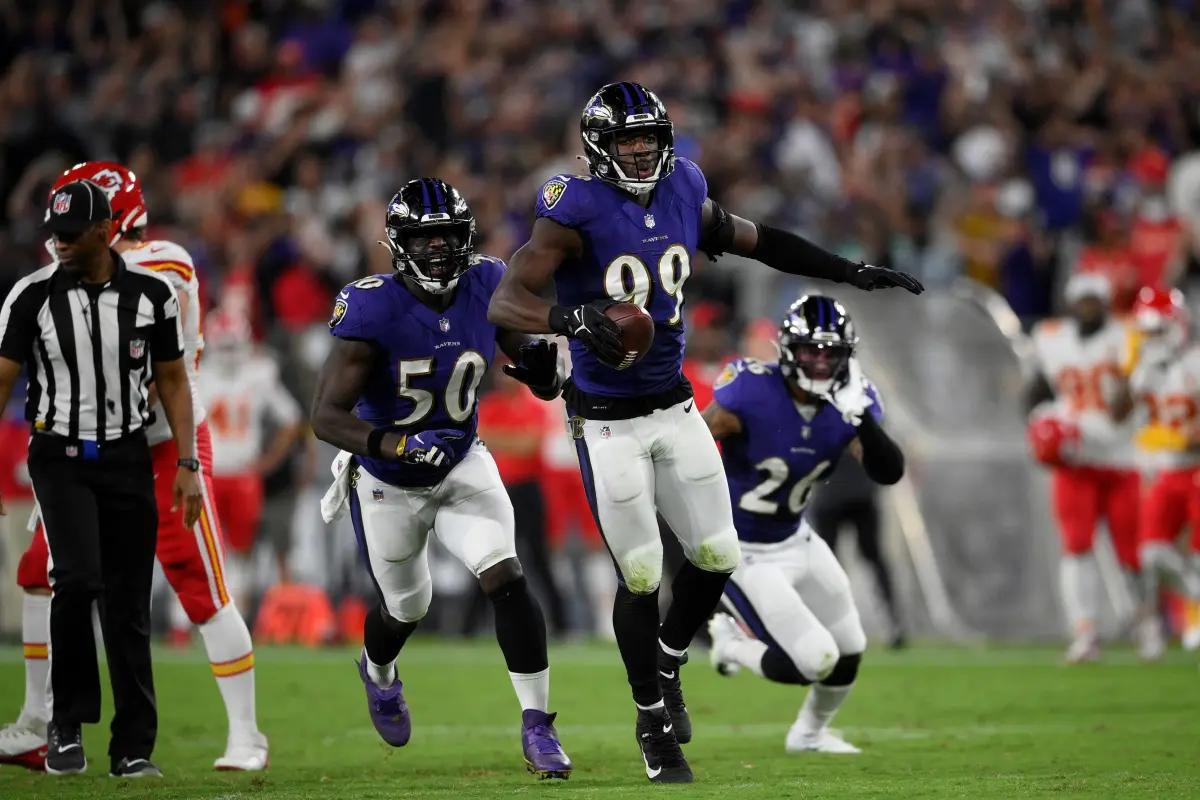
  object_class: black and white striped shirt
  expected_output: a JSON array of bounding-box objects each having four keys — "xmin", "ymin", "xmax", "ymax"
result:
[{"xmin": 0, "ymin": 251, "xmax": 184, "ymax": 442}]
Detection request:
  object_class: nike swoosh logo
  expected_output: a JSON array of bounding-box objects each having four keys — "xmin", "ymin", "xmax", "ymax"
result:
[
  {"xmin": 683, "ymin": 402, "xmax": 694, "ymax": 413},
  {"xmin": 150, "ymin": 245, "xmax": 167, "ymax": 253},
  {"xmin": 663, "ymin": 723, "xmax": 673, "ymax": 733},
  {"xmin": 643, "ymin": 753, "xmax": 662, "ymax": 779},
  {"xmin": 659, "ymin": 670, "xmax": 675, "ymax": 679},
  {"xmin": 57, "ymin": 743, "xmax": 80, "ymax": 753},
  {"xmin": 339, "ymin": 291, "xmax": 350, "ymax": 299}
]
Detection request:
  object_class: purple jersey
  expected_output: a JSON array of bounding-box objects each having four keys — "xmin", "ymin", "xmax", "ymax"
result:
[
  {"xmin": 328, "ymin": 257, "xmax": 504, "ymax": 487},
  {"xmin": 713, "ymin": 358, "xmax": 883, "ymax": 544},
  {"xmin": 535, "ymin": 158, "xmax": 707, "ymax": 397}
]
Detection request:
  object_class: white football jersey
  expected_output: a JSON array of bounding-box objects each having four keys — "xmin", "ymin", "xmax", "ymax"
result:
[
  {"xmin": 197, "ymin": 353, "xmax": 302, "ymax": 475},
  {"xmin": 1032, "ymin": 317, "xmax": 1135, "ymax": 467},
  {"xmin": 122, "ymin": 240, "xmax": 205, "ymax": 446},
  {"xmin": 1135, "ymin": 346, "xmax": 1200, "ymax": 470}
]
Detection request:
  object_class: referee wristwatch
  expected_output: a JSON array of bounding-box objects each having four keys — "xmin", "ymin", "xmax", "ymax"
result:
[{"xmin": 177, "ymin": 458, "xmax": 201, "ymax": 472}]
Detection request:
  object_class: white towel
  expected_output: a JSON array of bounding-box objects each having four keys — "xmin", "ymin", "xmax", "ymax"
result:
[
  {"xmin": 320, "ymin": 450, "xmax": 355, "ymax": 524},
  {"xmin": 27, "ymin": 503, "xmax": 40, "ymax": 533}
]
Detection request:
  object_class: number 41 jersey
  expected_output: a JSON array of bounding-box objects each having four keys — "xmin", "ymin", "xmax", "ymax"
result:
[
  {"xmin": 328, "ymin": 259, "xmax": 503, "ymax": 487},
  {"xmin": 536, "ymin": 158, "xmax": 707, "ymax": 398},
  {"xmin": 713, "ymin": 358, "xmax": 883, "ymax": 544}
]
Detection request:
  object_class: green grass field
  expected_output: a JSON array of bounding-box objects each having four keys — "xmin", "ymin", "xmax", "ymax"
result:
[{"xmin": 0, "ymin": 641, "xmax": 1196, "ymax": 798}]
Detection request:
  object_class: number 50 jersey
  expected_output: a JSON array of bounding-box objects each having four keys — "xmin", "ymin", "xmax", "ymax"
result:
[
  {"xmin": 536, "ymin": 157, "xmax": 708, "ymax": 398},
  {"xmin": 714, "ymin": 358, "xmax": 883, "ymax": 544},
  {"xmin": 328, "ymin": 258, "xmax": 504, "ymax": 487}
]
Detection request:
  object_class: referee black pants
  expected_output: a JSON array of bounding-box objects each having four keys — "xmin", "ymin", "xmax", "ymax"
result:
[{"xmin": 28, "ymin": 431, "xmax": 158, "ymax": 761}]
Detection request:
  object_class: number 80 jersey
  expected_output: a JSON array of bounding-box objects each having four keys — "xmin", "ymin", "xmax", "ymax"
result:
[
  {"xmin": 714, "ymin": 358, "xmax": 883, "ymax": 544},
  {"xmin": 328, "ymin": 260, "xmax": 503, "ymax": 487},
  {"xmin": 536, "ymin": 158, "xmax": 707, "ymax": 397}
]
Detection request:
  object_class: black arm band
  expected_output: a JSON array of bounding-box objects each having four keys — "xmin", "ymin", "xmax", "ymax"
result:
[
  {"xmin": 752, "ymin": 223, "xmax": 857, "ymax": 283},
  {"xmin": 367, "ymin": 428, "xmax": 387, "ymax": 460},
  {"xmin": 699, "ymin": 199, "xmax": 737, "ymax": 257},
  {"xmin": 856, "ymin": 413, "xmax": 905, "ymax": 485}
]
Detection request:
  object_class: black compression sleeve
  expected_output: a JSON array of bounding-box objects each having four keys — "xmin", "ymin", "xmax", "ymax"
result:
[
  {"xmin": 752, "ymin": 223, "xmax": 857, "ymax": 283},
  {"xmin": 856, "ymin": 413, "xmax": 904, "ymax": 485}
]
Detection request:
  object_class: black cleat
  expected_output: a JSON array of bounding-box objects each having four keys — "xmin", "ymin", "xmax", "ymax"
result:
[
  {"xmin": 45, "ymin": 722, "xmax": 86, "ymax": 775},
  {"xmin": 110, "ymin": 757, "xmax": 163, "ymax": 778},
  {"xmin": 657, "ymin": 649, "xmax": 692, "ymax": 744},
  {"xmin": 635, "ymin": 707, "xmax": 692, "ymax": 783}
]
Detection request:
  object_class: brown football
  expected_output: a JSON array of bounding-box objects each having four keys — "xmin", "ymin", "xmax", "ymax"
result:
[{"xmin": 604, "ymin": 302, "xmax": 655, "ymax": 370}]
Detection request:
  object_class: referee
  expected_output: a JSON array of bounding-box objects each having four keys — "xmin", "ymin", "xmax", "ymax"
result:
[{"xmin": 0, "ymin": 180, "xmax": 202, "ymax": 777}]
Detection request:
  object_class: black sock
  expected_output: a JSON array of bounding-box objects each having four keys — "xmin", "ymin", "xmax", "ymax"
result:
[
  {"xmin": 760, "ymin": 646, "xmax": 811, "ymax": 685},
  {"xmin": 363, "ymin": 603, "xmax": 418, "ymax": 666},
  {"xmin": 613, "ymin": 584, "xmax": 662, "ymax": 706},
  {"xmin": 659, "ymin": 561, "xmax": 732, "ymax": 653},
  {"xmin": 488, "ymin": 576, "xmax": 549, "ymax": 674}
]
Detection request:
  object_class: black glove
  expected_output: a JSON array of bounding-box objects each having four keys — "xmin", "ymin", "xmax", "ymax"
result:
[
  {"xmin": 847, "ymin": 264, "xmax": 924, "ymax": 295},
  {"xmin": 549, "ymin": 300, "xmax": 625, "ymax": 366},
  {"xmin": 503, "ymin": 339, "xmax": 562, "ymax": 400}
]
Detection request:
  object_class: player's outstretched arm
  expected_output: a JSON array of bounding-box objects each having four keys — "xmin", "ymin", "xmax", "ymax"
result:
[
  {"xmin": 311, "ymin": 338, "xmax": 402, "ymax": 458},
  {"xmin": 848, "ymin": 415, "xmax": 905, "ymax": 485},
  {"xmin": 489, "ymin": 218, "xmax": 624, "ymax": 363},
  {"xmin": 702, "ymin": 401, "xmax": 743, "ymax": 442},
  {"xmin": 699, "ymin": 199, "xmax": 924, "ymax": 295}
]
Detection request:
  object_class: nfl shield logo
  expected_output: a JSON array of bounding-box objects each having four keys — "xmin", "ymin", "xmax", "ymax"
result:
[
  {"xmin": 439, "ymin": 318, "xmax": 451, "ymax": 333},
  {"xmin": 600, "ymin": 426, "xmax": 611, "ymax": 439},
  {"xmin": 644, "ymin": 213, "xmax": 655, "ymax": 229},
  {"xmin": 372, "ymin": 488, "xmax": 385, "ymax": 502},
  {"xmin": 129, "ymin": 338, "xmax": 146, "ymax": 359},
  {"xmin": 65, "ymin": 445, "xmax": 78, "ymax": 458},
  {"xmin": 53, "ymin": 192, "xmax": 72, "ymax": 215},
  {"xmin": 801, "ymin": 426, "xmax": 811, "ymax": 440}
]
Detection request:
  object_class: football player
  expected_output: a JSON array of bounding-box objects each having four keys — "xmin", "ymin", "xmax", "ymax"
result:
[
  {"xmin": 0, "ymin": 162, "xmax": 267, "ymax": 772},
  {"xmin": 1025, "ymin": 272, "xmax": 1151, "ymax": 662},
  {"xmin": 311, "ymin": 179, "xmax": 572, "ymax": 779},
  {"xmin": 1127, "ymin": 286, "xmax": 1200, "ymax": 647},
  {"xmin": 702, "ymin": 296, "xmax": 903, "ymax": 754},
  {"xmin": 487, "ymin": 81, "xmax": 922, "ymax": 783}
]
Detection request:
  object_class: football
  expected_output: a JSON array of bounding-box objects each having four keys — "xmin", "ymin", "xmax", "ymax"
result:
[{"xmin": 604, "ymin": 302, "xmax": 655, "ymax": 369}]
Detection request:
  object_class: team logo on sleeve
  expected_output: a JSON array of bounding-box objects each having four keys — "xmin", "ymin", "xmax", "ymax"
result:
[
  {"xmin": 329, "ymin": 299, "xmax": 348, "ymax": 328},
  {"xmin": 542, "ymin": 179, "xmax": 568, "ymax": 210},
  {"xmin": 714, "ymin": 363, "xmax": 738, "ymax": 388}
]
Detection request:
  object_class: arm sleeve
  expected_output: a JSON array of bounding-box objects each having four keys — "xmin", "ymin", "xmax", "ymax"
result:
[
  {"xmin": 0, "ymin": 283, "xmax": 40, "ymax": 364},
  {"xmin": 149, "ymin": 285, "xmax": 185, "ymax": 362}
]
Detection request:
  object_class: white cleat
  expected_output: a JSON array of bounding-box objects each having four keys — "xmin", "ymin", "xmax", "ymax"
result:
[
  {"xmin": 785, "ymin": 727, "xmax": 861, "ymax": 754},
  {"xmin": 1133, "ymin": 616, "xmax": 1166, "ymax": 662},
  {"xmin": 1182, "ymin": 623, "xmax": 1200, "ymax": 652},
  {"xmin": 707, "ymin": 613, "xmax": 743, "ymax": 677},
  {"xmin": 213, "ymin": 732, "xmax": 269, "ymax": 771},
  {"xmin": 1064, "ymin": 634, "xmax": 1101, "ymax": 665},
  {"xmin": 0, "ymin": 714, "xmax": 49, "ymax": 770}
]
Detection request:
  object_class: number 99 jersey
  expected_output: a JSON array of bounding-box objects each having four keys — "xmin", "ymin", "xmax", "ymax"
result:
[
  {"xmin": 535, "ymin": 157, "xmax": 707, "ymax": 397},
  {"xmin": 713, "ymin": 358, "xmax": 883, "ymax": 544},
  {"xmin": 328, "ymin": 258, "xmax": 503, "ymax": 487}
]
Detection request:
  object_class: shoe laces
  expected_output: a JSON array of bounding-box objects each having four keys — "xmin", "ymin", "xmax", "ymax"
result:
[
  {"xmin": 527, "ymin": 723, "xmax": 563, "ymax": 755},
  {"xmin": 372, "ymin": 692, "xmax": 406, "ymax": 718}
]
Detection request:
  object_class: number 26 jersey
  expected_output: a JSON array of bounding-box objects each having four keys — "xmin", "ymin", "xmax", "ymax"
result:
[{"xmin": 535, "ymin": 157, "xmax": 707, "ymax": 398}]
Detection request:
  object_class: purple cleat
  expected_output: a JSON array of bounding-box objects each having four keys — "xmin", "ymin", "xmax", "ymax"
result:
[
  {"xmin": 521, "ymin": 710, "xmax": 572, "ymax": 780},
  {"xmin": 356, "ymin": 655, "xmax": 411, "ymax": 747}
]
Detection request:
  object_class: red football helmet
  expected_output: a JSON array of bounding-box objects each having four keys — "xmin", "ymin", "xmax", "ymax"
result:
[
  {"xmin": 204, "ymin": 308, "xmax": 253, "ymax": 353},
  {"xmin": 50, "ymin": 161, "xmax": 147, "ymax": 245},
  {"xmin": 1028, "ymin": 414, "xmax": 1082, "ymax": 468},
  {"xmin": 1132, "ymin": 286, "xmax": 1189, "ymax": 350}
]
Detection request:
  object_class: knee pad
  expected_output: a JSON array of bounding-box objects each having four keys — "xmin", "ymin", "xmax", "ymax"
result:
[
  {"xmin": 826, "ymin": 609, "xmax": 868, "ymax": 656},
  {"xmin": 821, "ymin": 651, "xmax": 862, "ymax": 687},
  {"xmin": 783, "ymin": 626, "xmax": 840, "ymax": 682},
  {"xmin": 686, "ymin": 529, "xmax": 741, "ymax": 574},
  {"xmin": 761, "ymin": 646, "xmax": 811, "ymax": 685},
  {"xmin": 615, "ymin": 540, "xmax": 663, "ymax": 595},
  {"xmin": 382, "ymin": 574, "xmax": 432, "ymax": 624}
]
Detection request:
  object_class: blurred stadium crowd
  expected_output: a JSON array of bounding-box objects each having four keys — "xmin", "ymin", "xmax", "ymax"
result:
[{"xmin": 3, "ymin": 0, "xmax": 1200, "ymax": 642}]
